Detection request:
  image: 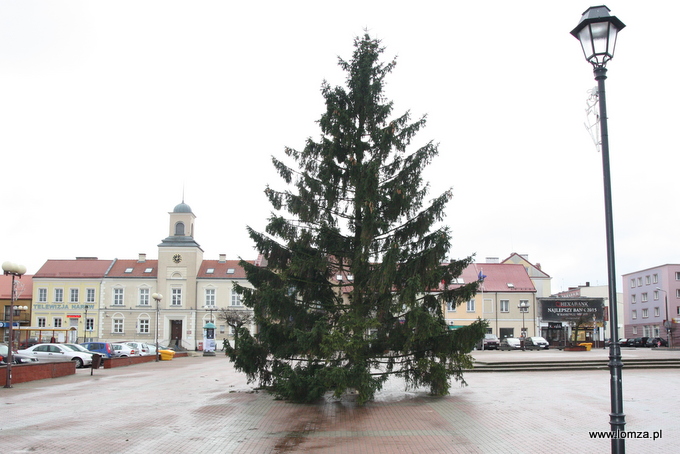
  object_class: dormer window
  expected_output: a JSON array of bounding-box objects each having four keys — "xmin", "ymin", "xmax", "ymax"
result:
[
  {"xmin": 206, "ymin": 268, "xmax": 215, "ymax": 274},
  {"xmin": 227, "ymin": 268, "xmax": 235, "ymax": 274},
  {"xmin": 125, "ymin": 268, "xmax": 134, "ymax": 273},
  {"xmin": 144, "ymin": 268, "xmax": 153, "ymax": 273}
]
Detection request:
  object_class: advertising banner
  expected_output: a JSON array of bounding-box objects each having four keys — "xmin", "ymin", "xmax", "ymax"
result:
[{"xmin": 539, "ymin": 298, "xmax": 604, "ymax": 322}]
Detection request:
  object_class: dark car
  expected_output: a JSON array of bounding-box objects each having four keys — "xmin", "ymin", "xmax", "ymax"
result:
[
  {"xmin": 476, "ymin": 334, "xmax": 500, "ymax": 350},
  {"xmin": 619, "ymin": 338, "xmax": 633, "ymax": 347},
  {"xmin": 80, "ymin": 342, "xmax": 116, "ymax": 358},
  {"xmin": 627, "ymin": 337, "xmax": 648, "ymax": 347},
  {"xmin": 645, "ymin": 337, "xmax": 668, "ymax": 348},
  {"xmin": 499, "ymin": 338, "xmax": 521, "ymax": 350},
  {"xmin": 525, "ymin": 336, "xmax": 550, "ymax": 349}
]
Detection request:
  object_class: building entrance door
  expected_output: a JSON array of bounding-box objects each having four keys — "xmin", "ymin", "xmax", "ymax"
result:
[{"xmin": 171, "ymin": 320, "xmax": 183, "ymax": 348}]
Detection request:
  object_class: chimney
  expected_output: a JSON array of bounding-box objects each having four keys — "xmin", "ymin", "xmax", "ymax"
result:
[
  {"xmin": 218, "ymin": 254, "xmax": 227, "ymax": 263},
  {"xmin": 138, "ymin": 253, "xmax": 147, "ymax": 263}
]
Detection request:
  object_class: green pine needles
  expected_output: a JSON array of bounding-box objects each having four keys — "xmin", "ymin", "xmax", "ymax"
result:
[{"xmin": 227, "ymin": 34, "xmax": 486, "ymax": 404}]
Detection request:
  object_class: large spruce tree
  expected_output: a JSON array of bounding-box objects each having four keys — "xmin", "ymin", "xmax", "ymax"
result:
[{"xmin": 227, "ymin": 34, "xmax": 486, "ymax": 404}]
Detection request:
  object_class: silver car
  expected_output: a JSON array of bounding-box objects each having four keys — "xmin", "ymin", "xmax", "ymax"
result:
[
  {"xmin": 18, "ymin": 343, "xmax": 93, "ymax": 368},
  {"xmin": 112, "ymin": 343, "xmax": 138, "ymax": 357},
  {"xmin": 125, "ymin": 342, "xmax": 152, "ymax": 356},
  {"xmin": 0, "ymin": 343, "xmax": 39, "ymax": 364}
]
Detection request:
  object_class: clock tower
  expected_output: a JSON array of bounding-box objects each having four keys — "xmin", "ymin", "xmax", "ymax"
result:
[{"xmin": 157, "ymin": 201, "xmax": 204, "ymax": 348}]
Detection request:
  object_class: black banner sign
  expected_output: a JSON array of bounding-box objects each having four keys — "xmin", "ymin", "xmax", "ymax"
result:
[{"xmin": 539, "ymin": 298, "xmax": 604, "ymax": 322}]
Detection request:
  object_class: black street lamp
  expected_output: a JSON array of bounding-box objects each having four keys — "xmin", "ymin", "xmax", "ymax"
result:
[
  {"xmin": 571, "ymin": 6, "xmax": 626, "ymax": 453},
  {"xmin": 152, "ymin": 293, "xmax": 163, "ymax": 362},
  {"xmin": 3, "ymin": 261, "xmax": 27, "ymax": 389},
  {"xmin": 518, "ymin": 301, "xmax": 529, "ymax": 350},
  {"xmin": 656, "ymin": 287, "xmax": 672, "ymax": 348}
]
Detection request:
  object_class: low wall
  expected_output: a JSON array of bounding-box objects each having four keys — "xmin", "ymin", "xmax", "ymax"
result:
[
  {"xmin": 102, "ymin": 352, "xmax": 188, "ymax": 368},
  {"xmin": 103, "ymin": 355, "xmax": 156, "ymax": 369},
  {"xmin": 0, "ymin": 361, "xmax": 76, "ymax": 386}
]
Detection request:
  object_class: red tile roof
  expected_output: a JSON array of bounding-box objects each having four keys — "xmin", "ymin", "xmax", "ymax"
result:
[
  {"xmin": 197, "ymin": 260, "xmax": 251, "ymax": 279},
  {"xmin": 461, "ymin": 263, "xmax": 536, "ymax": 293},
  {"xmin": 34, "ymin": 259, "xmax": 114, "ymax": 278},
  {"xmin": 106, "ymin": 259, "xmax": 159, "ymax": 278},
  {"xmin": 0, "ymin": 274, "xmax": 33, "ymax": 299}
]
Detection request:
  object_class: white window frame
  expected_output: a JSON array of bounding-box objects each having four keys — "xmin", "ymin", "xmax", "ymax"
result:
[
  {"xmin": 113, "ymin": 318, "xmax": 124, "ymax": 334},
  {"xmin": 642, "ymin": 308, "xmax": 649, "ymax": 318},
  {"xmin": 86, "ymin": 318, "xmax": 94, "ymax": 332},
  {"xmin": 632, "ymin": 310, "xmax": 637, "ymax": 320},
  {"xmin": 55, "ymin": 288, "xmax": 63, "ymax": 302},
  {"xmin": 631, "ymin": 294, "xmax": 636, "ymax": 304},
  {"xmin": 138, "ymin": 288, "xmax": 150, "ymax": 306},
  {"xmin": 446, "ymin": 301, "xmax": 456, "ymax": 312},
  {"xmin": 70, "ymin": 288, "xmax": 79, "ymax": 303},
  {"xmin": 38, "ymin": 288, "xmax": 47, "ymax": 302},
  {"xmin": 37, "ymin": 317, "xmax": 46, "ymax": 327},
  {"xmin": 86, "ymin": 288, "xmax": 96, "ymax": 303},
  {"xmin": 138, "ymin": 318, "xmax": 150, "ymax": 334},
  {"xmin": 654, "ymin": 307, "xmax": 660, "ymax": 317},
  {"xmin": 653, "ymin": 274, "xmax": 658, "ymax": 284},
  {"xmin": 171, "ymin": 288, "xmax": 182, "ymax": 306},
  {"xmin": 231, "ymin": 289, "xmax": 242, "ymax": 306},
  {"xmin": 113, "ymin": 288, "xmax": 124, "ymax": 306},
  {"xmin": 500, "ymin": 300, "xmax": 509, "ymax": 313},
  {"xmin": 641, "ymin": 292, "xmax": 648, "ymax": 302},
  {"xmin": 53, "ymin": 317, "xmax": 62, "ymax": 327},
  {"xmin": 205, "ymin": 288, "xmax": 216, "ymax": 307},
  {"xmin": 466, "ymin": 299, "xmax": 475, "ymax": 312}
]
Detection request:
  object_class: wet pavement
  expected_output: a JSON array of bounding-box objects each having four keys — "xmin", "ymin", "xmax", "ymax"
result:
[{"xmin": 1, "ymin": 348, "xmax": 678, "ymax": 453}]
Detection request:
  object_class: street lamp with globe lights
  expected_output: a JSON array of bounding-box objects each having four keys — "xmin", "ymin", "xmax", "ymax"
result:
[
  {"xmin": 571, "ymin": 6, "xmax": 626, "ymax": 452},
  {"xmin": 518, "ymin": 301, "xmax": 529, "ymax": 350},
  {"xmin": 2, "ymin": 261, "xmax": 27, "ymax": 388},
  {"xmin": 152, "ymin": 293, "xmax": 163, "ymax": 362}
]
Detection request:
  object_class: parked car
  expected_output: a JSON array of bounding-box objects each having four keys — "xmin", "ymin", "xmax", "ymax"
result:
[
  {"xmin": 18, "ymin": 338, "xmax": 40, "ymax": 349},
  {"xmin": 125, "ymin": 342, "xmax": 152, "ymax": 356},
  {"xmin": 499, "ymin": 338, "xmax": 521, "ymax": 350},
  {"xmin": 0, "ymin": 343, "xmax": 40, "ymax": 364},
  {"xmin": 17, "ymin": 343, "xmax": 93, "ymax": 368},
  {"xmin": 630, "ymin": 337, "xmax": 649, "ymax": 347},
  {"xmin": 525, "ymin": 336, "xmax": 550, "ymax": 349},
  {"xmin": 112, "ymin": 343, "xmax": 138, "ymax": 357},
  {"xmin": 476, "ymin": 334, "xmax": 500, "ymax": 350},
  {"xmin": 81, "ymin": 342, "xmax": 116, "ymax": 358},
  {"xmin": 646, "ymin": 337, "xmax": 668, "ymax": 348},
  {"xmin": 618, "ymin": 338, "xmax": 633, "ymax": 347}
]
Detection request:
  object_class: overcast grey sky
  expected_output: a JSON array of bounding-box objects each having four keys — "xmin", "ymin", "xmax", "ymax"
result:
[{"xmin": 1, "ymin": 1, "xmax": 678, "ymax": 293}]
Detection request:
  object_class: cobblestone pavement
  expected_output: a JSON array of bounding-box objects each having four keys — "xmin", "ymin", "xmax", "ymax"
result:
[{"xmin": 1, "ymin": 348, "xmax": 678, "ymax": 453}]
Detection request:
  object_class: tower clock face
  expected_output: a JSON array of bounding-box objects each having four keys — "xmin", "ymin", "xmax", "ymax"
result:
[{"xmin": 172, "ymin": 254, "xmax": 182, "ymax": 264}]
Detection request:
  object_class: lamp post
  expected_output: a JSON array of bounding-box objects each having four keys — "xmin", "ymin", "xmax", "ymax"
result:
[
  {"xmin": 518, "ymin": 301, "xmax": 529, "ymax": 350},
  {"xmin": 656, "ymin": 287, "xmax": 672, "ymax": 348},
  {"xmin": 571, "ymin": 6, "xmax": 626, "ymax": 452},
  {"xmin": 84, "ymin": 305, "xmax": 89, "ymax": 343},
  {"xmin": 3, "ymin": 261, "xmax": 27, "ymax": 389},
  {"xmin": 152, "ymin": 293, "xmax": 162, "ymax": 362}
]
